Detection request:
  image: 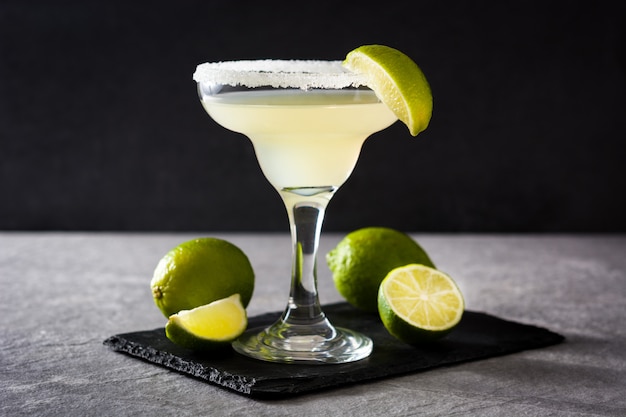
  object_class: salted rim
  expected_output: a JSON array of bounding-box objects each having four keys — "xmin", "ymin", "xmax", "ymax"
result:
[{"xmin": 192, "ymin": 60, "xmax": 368, "ymax": 90}]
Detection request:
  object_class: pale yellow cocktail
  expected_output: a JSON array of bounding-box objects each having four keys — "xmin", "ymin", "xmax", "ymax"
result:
[{"xmin": 200, "ymin": 89, "xmax": 396, "ymax": 190}]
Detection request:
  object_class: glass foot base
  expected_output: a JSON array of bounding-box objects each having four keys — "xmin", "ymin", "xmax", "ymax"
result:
[{"xmin": 232, "ymin": 322, "xmax": 373, "ymax": 364}]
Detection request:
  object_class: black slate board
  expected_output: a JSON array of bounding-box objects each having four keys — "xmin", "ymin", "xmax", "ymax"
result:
[{"xmin": 104, "ymin": 303, "xmax": 564, "ymax": 399}]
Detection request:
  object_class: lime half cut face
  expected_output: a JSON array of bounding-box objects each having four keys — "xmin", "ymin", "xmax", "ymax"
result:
[{"xmin": 378, "ymin": 264, "xmax": 464, "ymax": 343}]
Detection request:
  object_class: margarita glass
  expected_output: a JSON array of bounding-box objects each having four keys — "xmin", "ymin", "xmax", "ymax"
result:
[{"xmin": 194, "ymin": 60, "xmax": 397, "ymax": 364}]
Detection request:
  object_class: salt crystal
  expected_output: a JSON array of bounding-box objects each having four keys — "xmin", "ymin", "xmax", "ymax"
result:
[{"xmin": 192, "ymin": 60, "xmax": 368, "ymax": 90}]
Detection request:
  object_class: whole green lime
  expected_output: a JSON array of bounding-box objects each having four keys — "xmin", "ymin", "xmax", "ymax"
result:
[
  {"xmin": 326, "ymin": 227, "xmax": 435, "ymax": 312},
  {"xmin": 150, "ymin": 237, "xmax": 254, "ymax": 318}
]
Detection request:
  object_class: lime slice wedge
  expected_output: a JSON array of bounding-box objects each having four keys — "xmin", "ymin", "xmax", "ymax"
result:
[
  {"xmin": 378, "ymin": 264, "xmax": 464, "ymax": 343},
  {"xmin": 165, "ymin": 294, "xmax": 247, "ymax": 351},
  {"xmin": 343, "ymin": 45, "xmax": 433, "ymax": 136}
]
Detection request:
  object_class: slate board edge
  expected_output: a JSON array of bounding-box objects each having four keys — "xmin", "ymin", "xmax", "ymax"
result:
[{"xmin": 103, "ymin": 334, "xmax": 259, "ymax": 395}]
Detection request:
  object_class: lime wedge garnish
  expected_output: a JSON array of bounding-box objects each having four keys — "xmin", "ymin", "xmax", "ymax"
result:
[
  {"xmin": 343, "ymin": 45, "xmax": 433, "ymax": 136},
  {"xmin": 378, "ymin": 264, "xmax": 464, "ymax": 343},
  {"xmin": 165, "ymin": 294, "xmax": 247, "ymax": 351}
]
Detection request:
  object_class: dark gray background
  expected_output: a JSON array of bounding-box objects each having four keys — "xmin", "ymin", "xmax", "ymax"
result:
[{"xmin": 1, "ymin": 1, "xmax": 625, "ymax": 232}]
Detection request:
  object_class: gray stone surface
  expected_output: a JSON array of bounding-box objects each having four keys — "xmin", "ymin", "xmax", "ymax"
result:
[{"xmin": 1, "ymin": 233, "xmax": 625, "ymax": 416}]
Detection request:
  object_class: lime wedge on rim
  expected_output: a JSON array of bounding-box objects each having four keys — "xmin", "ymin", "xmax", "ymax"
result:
[
  {"xmin": 378, "ymin": 264, "xmax": 464, "ymax": 343},
  {"xmin": 343, "ymin": 44, "xmax": 433, "ymax": 136},
  {"xmin": 165, "ymin": 294, "xmax": 247, "ymax": 351}
]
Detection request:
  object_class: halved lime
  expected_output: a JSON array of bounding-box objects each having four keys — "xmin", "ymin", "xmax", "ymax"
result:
[
  {"xmin": 378, "ymin": 264, "xmax": 464, "ymax": 343},
  {"xmin": 343, "ymin": 44, "xmax": 433, "ymax": 136},
  {"xmin": 165, "ymin": 294, "xmax": 247, "ymax": 351}
]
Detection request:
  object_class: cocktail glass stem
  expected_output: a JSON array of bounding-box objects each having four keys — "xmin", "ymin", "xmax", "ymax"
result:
[
  {"xmin": 232, "ymin": 187, "xmax": 373, "ymax": 364},
  {"xmin": 281, "ymin": 188, "xmax": 333, "ymax": 333}
]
